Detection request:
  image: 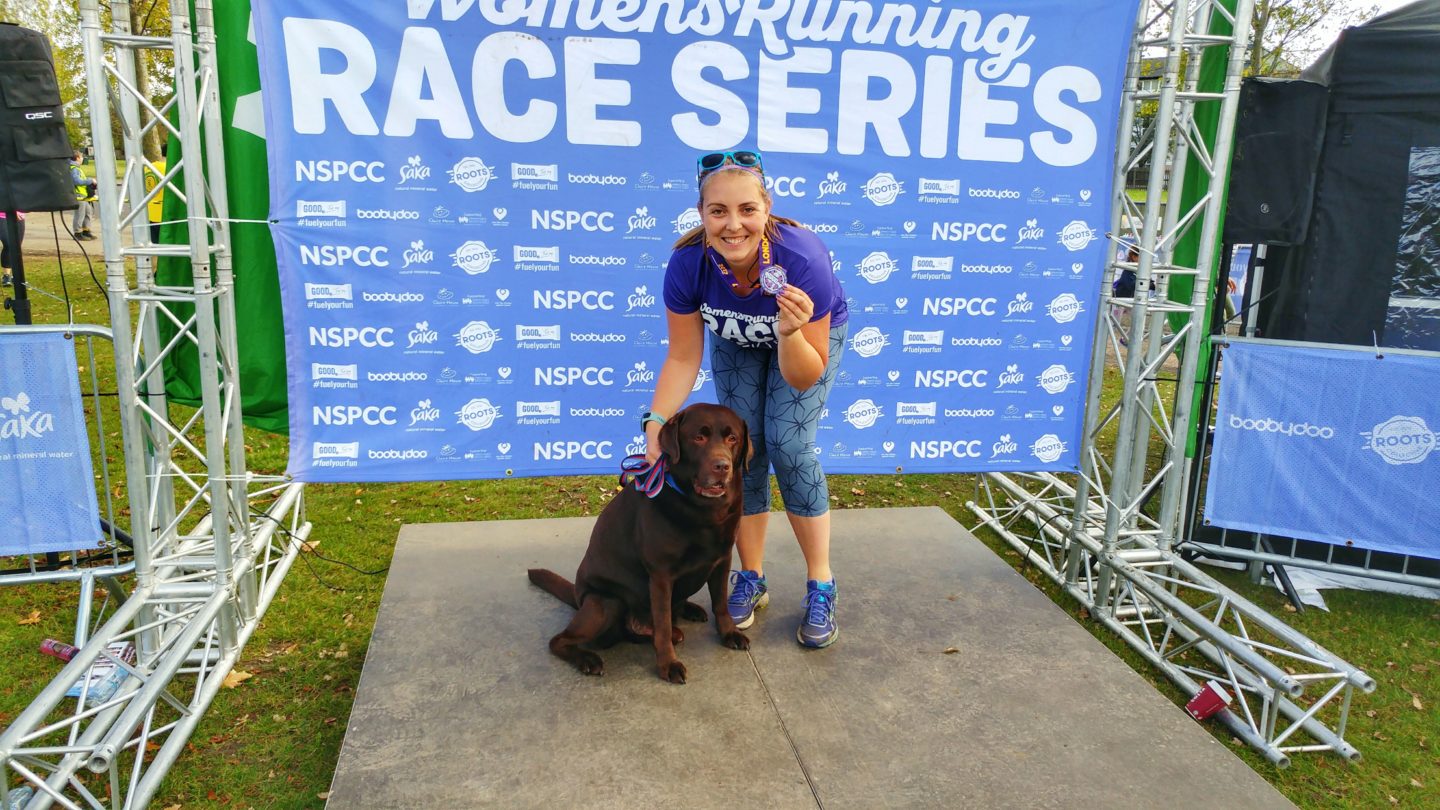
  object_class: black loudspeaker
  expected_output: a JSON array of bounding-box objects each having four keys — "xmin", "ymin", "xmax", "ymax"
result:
[
  {"xmin": 0, "ymin": 23, "xmax": 79, "ymax": 213},
  {"xmin": 1222, "ymin": 78, "xmax": 1329, "ymax": 245}
]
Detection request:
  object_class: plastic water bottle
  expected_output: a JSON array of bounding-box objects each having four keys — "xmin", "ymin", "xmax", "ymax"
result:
[{"xmin": 5, "ymin": 786, "xmax": 35, "ymax": 810}]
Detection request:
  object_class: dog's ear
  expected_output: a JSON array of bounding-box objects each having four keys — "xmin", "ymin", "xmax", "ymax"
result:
[
  {"xmin": 658, "ymin": 408, "xmax": 684, "ymax": 461},
  {"xmin": 738, "ymin": 418, "xmax": 752, "ymax": 473}
]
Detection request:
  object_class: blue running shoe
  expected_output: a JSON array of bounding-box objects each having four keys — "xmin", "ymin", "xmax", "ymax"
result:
[
  {"xmin": 797, "ymin": 579, "xmax": 838, "ymax": 648},
  {"xmin": 728, "ymin": 570, "xmax": 768, "ymax": 629}
]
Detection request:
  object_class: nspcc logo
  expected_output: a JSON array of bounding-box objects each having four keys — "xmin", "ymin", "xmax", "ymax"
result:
[{"xmin": 449, "ymin": 157, "xmax": 494, "ymax": 192}]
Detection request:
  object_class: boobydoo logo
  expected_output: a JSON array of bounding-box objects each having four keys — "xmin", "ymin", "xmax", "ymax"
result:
[
  {"xmin": 862, "ymin": 172, "xmax": 904, "ymax": 206},
  {"xmin": 396, "ymin": 155, "xmax": 434, "ymax": 190},
  {"xmin": 511, "ymin": 162, "xmax": 559, "ymax": 190},
  {"xmin": 1362, "ymin": 415, "xmax": 1438, "ymax": 465},
  {"xmin": 1046, "ymin": 293, "xmax": 1084, "ymax": 324},
  {"xmin": 1037, "ymin": 364, "xmax": 1076, "ymax": 394},
  {"xmin": 569, "ymin": 331, "xmax": 626, "ymax": 344},
  {"xmin": 850, "ymin": 326, "xmax": 890, "ymax": 358},
  {"xmin": 1059, "ymin": 220, "xmax": 1097, "ymax": 251},
  {"xmin": 0, "ymin": 392, "xmax": 55, "ymax": 440},
  {"xmin": 857, "ymin": 251, "xmax": 899, "ymax": 284},
  {"xmin": 452, "ymin": 240, "xmax": 497, "ymax": 275},
  {"xmin": 568, "ymin": 172, "xmax": 626, "ymax": 186},
  {"xmin": 844, "ymin": 399, "xmax": 883, "ymax": 429},
  {"xmin": 1031, "ymin": 434, "xmax": 1068, "ymax": 463},
  {"xmin": 568, "ymin": 254, "xmax": 626, "ymax": 267},
  {"xmin": 673, "ymin": 207, "xmax": 702, "ymax": 234},
  {"xmin": 449, "ymin": 157, "xmax": 495, "ymax": 192},
  {"xmin": 455, "ymin": 321, "xmax": 502, "ymax": 354},
  {"xmin": 361, "ymin": 291, "xmax": 424, "ymax": 304},
  {"xmin": 1228, "ymin": 415, "xmax": 1336, "ymax": 440},
  {"xmin": 625, "ymin": 206, "xmax": 658, "ymax": 236},
  {"xmin": 815, "ymin": 171, "xmax": 848, "ymax": 203},
  {"xmin": 457, "ymin": 398, "xmax": 502, "ymax": 431},
  {"xmin": 969, "ymin": 186, "xmax": 1020, "ymax": 199},
  {"xmin": 356, "ymin": 208, "xmax": 419, "ymax": 221},
  {"xmin": 960, "ymin": 263, "xmax": 1013, "ymax": 275},
  {"xmin": 917, "ymin": 178, "xmax": 961, "ymax": 203}
]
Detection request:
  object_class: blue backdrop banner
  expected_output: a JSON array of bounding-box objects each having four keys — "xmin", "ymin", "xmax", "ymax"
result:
[
  {"xmin": 1206, "ymin": 340, "xmax": 1440, "ymax": 559},
  {"xmin": 0, "ymin": 333, "xmax": 101, "ymax": 556},
  {"xmin": 251, "ymin": 0, "xmax": 1140, "ymax": 481}
]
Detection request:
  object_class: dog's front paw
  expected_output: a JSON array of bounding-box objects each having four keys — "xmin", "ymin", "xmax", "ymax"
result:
[
  {"xmin": 659, "ymin": 660, "xmax": 688, "ymax": 684},
  {"xmin": 671, "ymin": 625, "xmax": 686, "ymax": 645},
  {"xmin": 721, "ymin": 630, "xmax": 750, "ymax": 651},
  {"xmin": 680, "ymin": 601, "xmax": 708, "ymax": 622},
  {"xmin": 574, "ymin": 651, "xmax": 605, "ymax": 676}
]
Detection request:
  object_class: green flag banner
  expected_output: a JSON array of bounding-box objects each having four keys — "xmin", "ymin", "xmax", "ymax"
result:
[{"xmin": 157, "ymin": 1, "xmax": 288, "ymax": 434}]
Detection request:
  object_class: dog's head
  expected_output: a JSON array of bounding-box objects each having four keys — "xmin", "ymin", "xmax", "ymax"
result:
[{"xmin": 657, "ymin": 403, "xmax": 751, "ymax": 500}]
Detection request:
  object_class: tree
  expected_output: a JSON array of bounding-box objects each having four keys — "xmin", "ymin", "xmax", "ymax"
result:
[{"xmin": 1248, "ymin": 0, "xmax": 1380, "ymax": 76}]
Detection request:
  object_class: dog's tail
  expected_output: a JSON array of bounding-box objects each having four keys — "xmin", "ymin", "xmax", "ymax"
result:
[{"xmin": 527, "ymin": 568, "xmax": 579, "ymax": 608}]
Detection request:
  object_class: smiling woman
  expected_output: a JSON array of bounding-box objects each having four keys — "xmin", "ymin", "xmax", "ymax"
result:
[{"xmin": 643, "ymin": 150, "xmax": 850, "ymax": 650}]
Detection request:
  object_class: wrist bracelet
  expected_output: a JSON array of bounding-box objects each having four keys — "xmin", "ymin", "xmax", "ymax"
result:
[{"xmin": 641, "ymin": 411, "xmax": 667, "ymax": 428}]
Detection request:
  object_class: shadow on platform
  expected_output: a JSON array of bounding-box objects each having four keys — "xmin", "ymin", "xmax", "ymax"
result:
[{"xmin": 326, "ymin": 507, "xmax": 1293, "ymax": 809}]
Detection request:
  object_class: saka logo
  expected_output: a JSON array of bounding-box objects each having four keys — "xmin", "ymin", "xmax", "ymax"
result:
[{"xmin": 0, "ymin": 392, "xmax": 55, "ymax": 440}]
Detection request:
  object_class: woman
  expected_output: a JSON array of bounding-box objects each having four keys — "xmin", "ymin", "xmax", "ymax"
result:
[{"xmin": 644, "ymin": 150, "xmax": 849, "ymax": 648}]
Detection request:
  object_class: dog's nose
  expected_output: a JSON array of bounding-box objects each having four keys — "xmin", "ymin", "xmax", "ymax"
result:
[{"xmin": 712, "ymin": 458, "xmax": 731, "ymax": 476}]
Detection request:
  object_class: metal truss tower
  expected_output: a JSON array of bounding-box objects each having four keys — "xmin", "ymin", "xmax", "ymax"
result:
[
  {"xmin": 1, "ymin": 2, "xmax": 308, "ymax": 807},
  {"xmin": 970, "ymin": 0, "xmax": 1374, "ymax": 765}
]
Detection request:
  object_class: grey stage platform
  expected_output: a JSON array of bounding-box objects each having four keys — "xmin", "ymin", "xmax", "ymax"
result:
[{"xmin": 327, "ymin": 507, "xmax": 1294, "ymax": 809}]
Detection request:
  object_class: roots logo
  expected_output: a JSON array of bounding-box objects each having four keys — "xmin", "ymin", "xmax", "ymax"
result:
[
  {"xmin": 862, "ymin": 172, "xmax": 904, "ymax": 206},
  {"xmin": 0, "ymin": 392, "xmax": 54, "ymax": 440},
  {"xmin": 455, "ymin": 321, "xmax": 502, "ymax": 354},
  {"xmin": 1362, "ymin": 415, "xmax": 1437, "ymax": 465},
  {"xmin": 448, "ymin": 157, "xmax": 494, "ymax": 192},
  {"xmin": 403, "ymin": 240, "xmax": 434, "ymax": 269},
  {"xmin": 1047, "ymin": 293, "xmax": 1084, "ymax": 324},
  {"xmin": 1031, "ymin": 434, "xmax": 1067, "ymax": 463},
  {"xmin": 674, "ymin": 207, "xmax": 702, "ymax": 234},
  {"xmin": 456, "ymin": 398, "xmax": 501, "ymax": 431},
  {"xmin": 850, "ymin": 326, "xmax": 890, "ymax": 358},
  {"xmin": 452, "ymin": 240, "xmax": 496, "ymax": 275},
  {"xmin": 1059, "ymin": 220, "xmax": 1096, "ymax": 251},
  {"xmin": 844, "ymin": 399, "xmax": 883, "ymax": 429},
  {"xmin": 857, "ymin": 251, "xmax": 899, "ymax": 284},
  {"xmin": 1037, "ymin": 364, "xmax": 1076, "ymax": 394}
]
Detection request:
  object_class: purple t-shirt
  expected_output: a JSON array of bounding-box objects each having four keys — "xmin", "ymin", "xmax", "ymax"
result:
[{"xmin": 663, "ymin": 222, "xmax": 848, "ymax": 349}]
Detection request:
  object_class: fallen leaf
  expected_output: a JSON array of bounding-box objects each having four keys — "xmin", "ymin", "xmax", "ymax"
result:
[
  {"xmin": 942, "ymin": 647, "xmax": 960, "ymax": 655},
  {"xmin": 317, "ymin": 792, "xmax": 332, "ymax": 800},
  {"xmin": 162, "ymin": 805, "xmax": 181, "ymax": 810},
  {"xmin": 1411, "ymin": 778, "xmax": 1424, "ymax": 788},
  {"xmin": 1388, "ymin": 796, "xmax": 1398, "ymax": 805},
  {"xmin": 17, "ymin": 610, "xmax": 42, "ymax": 626},
  {"xmin": 1413, "ymin": 694, "xmax": 1425, "ymax": 711},
  {"xmin": 1366, "ymin": 710, "xmax": 1378, "ymax": 718},
  {"xmin": 1282, "ymin": 603, "xmax": 1297, "ymax": 613},
  {"xmin": 222, "ymin": 670, "xmax": 253, "ymax": 689}
]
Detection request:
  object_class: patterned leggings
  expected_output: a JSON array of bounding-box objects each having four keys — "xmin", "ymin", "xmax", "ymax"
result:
[{"xmin": 709, "ymin": 323, "xmax": 848, "ymax": 517}]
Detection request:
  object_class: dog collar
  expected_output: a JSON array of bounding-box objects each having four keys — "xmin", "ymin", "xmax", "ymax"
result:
[{"xmin": 619, "ymin": 454, "xmax": 685, "ymax": 499}]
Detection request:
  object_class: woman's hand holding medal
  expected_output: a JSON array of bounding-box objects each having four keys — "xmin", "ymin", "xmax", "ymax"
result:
[{"xmin": 775, "ymin": 282, "xmax": 814, "ymax": 337}]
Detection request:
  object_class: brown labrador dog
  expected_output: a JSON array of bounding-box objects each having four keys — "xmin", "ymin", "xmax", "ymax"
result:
[{"xmin": 528, "ymin": 403, "xmax": 752, "ymax": 683}]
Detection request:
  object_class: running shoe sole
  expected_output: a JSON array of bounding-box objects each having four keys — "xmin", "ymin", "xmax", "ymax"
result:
[{"xmin": 732, "ymin": 591, "xmax": 768, "ymax": 629}]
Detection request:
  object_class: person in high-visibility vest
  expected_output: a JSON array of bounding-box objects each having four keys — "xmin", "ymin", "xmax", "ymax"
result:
[
  {"xmin": 143, "ymin": 146, "xmax": 166, "ymax": 242},
  {"xmin": 70, "ymin": 151, "xmax": 97, "ymax": 241}
]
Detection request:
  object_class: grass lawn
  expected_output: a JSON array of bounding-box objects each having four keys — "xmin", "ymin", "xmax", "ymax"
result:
[{"xmin": 2, "ymin": 255, "xmax": 1436, "ymax": 809}]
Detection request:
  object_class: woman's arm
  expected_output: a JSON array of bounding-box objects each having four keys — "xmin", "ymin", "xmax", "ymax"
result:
[
  {"xmin": 645, "ymin": 309, "xmax": 705, "ymax": 459},
  {"xmin": 775, "ymin": 284, "xmax": 830, "ymax": 390}
]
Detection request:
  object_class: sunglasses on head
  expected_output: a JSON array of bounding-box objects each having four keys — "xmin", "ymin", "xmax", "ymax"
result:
[{"xmin": 697, "ymin": 150, "xmax": 764, "ymax": 181}]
